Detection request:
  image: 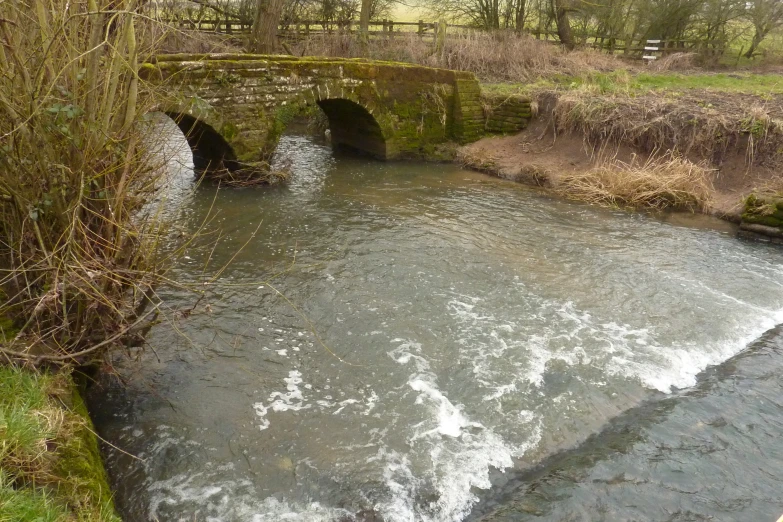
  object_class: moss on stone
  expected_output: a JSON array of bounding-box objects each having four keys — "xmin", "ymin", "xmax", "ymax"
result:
[
  {"xmin": 54, "ymin": 382, "xmax": 119, "ymax": 521},
  {"xmin": 220, "ymin": 122, "xmax": 239, "ymax": 141},
  {"xmin": 742, "ymin": 193, "xmax": 783, "ymax": 229},
  {"xmin": 0, "ymin": 366, "xmax": 119, "ymax": 522}
]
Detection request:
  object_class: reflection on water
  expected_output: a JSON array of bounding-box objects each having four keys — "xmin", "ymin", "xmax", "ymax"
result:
[{"xmin": 88, "ymin": 122, "xmax": 783, "ymax": 522}]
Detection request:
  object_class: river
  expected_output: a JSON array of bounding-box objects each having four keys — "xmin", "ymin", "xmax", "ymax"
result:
[{"xmin": 88, "ymin": 120, "xmax": 783, "ymax": 522}]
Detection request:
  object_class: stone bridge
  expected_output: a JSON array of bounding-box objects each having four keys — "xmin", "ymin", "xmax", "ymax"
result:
[{"xmin": 140, "ymin": 54, "xmax": 486, "ymax": 172}]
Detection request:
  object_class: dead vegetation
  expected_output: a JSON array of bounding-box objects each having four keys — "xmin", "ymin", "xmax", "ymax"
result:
[
  {"xmin": 289, "ymin": 30, "xmax": 624, "ymax": 81},
  {"xmin": 0, "ymin": 0, "xmax": 184, "ymax": 367},
  {"xmin": 649, "ymin": 52, "xmax": 699, "ymax": 72},
  {"xmin": 204, "ymin": 160, "xmax": 292, "ymax": 187},
  {"xmin": 549, "ymin": 90, "xmax": 783, "ymax": 168},
  {"xmin": 558, "ymin": 153, "xmax": 715, "ymax": 211},
  {"xmin": 157, "ymin": 27, "xmax": 243, "ymax": 54}
]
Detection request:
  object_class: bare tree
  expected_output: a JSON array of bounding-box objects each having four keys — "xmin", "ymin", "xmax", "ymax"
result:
[{"xmin": 744, "ymin": 0, "xmax": 783, "ymax": 57}]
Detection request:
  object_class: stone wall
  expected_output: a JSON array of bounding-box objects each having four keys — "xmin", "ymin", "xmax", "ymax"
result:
[
  {"xmin": 141, "ymin": 54, "xmax": 485, "ymax": 170},
  {"xmin": 482, "ymin": 95, "xmax": 533, "ymax": 135},
  {"xmin": 740, "ymin": 194, "xmax": 783, "ymax": 243}
]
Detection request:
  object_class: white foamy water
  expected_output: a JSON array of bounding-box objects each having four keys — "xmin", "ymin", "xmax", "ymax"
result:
[{"xmin": 91, "ymin": 134, "xmax": 783, "ymax": 522}]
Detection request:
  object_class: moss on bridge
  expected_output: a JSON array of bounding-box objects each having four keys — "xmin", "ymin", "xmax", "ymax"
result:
[{"xmin": 143, "ymin": 54, "xmax": 485, "ymax": 172}]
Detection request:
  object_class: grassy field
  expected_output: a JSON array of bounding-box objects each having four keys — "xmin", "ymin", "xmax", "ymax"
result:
[{"xmin": 483, "ymin": 70, "xmax": 783, "ymax": 98}]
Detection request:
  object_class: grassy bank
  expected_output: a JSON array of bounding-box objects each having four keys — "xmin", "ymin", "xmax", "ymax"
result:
[
  {"xmin": 0, "ymin": 366, "xmax": 119, "ymax": 521},
  {"xmin": 471, "ymin": 66, "xmax": 783, "ymax": 227},
  {"xmin": 460, "ymin": 70, "xmax": 783, "ymax": 227},
  {"xmin": 483, "ymin": 69, "xmax": 783, "ymax": 97}
]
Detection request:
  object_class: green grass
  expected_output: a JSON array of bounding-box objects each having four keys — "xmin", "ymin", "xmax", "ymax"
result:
[
  {"xmin": 483, "ymin": 70, "xmax": 783, "ymax": 98},
  {"xmin": 0, "ymin": 366, "xmax": 120, "ymax": 522},
  {"xmin": 0, "ymin": 471, "xmax": 71, "ymax": 522}
]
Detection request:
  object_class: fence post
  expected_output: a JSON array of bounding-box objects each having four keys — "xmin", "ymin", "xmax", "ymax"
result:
[
  {"xmin": 436, "ymin": 20, "xmax": 446, "ymax": 60},
  {"xmin": 389, "ymin": 19, "xmax": 394, "ymax": 39},
  {"xmin": 418, "ymin": 19, "xmax": 424, "ymax": 37}
]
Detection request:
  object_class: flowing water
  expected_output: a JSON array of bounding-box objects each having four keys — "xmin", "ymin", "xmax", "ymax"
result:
[{"xmin": 88, "ymin": 121, "xmax": 783, "ymax": 522}]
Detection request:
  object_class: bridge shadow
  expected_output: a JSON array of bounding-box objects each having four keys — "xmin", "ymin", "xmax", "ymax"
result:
[
  {"xmin": 315, "ymin": 99, "xmax": 387, "ymax": 160},
  {"xmin": 164, "ymin": 112, "xmax": 238, "ymax": 173}
]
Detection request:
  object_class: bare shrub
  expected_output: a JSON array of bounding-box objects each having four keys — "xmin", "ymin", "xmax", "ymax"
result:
[
  {"xmin": 0, "ymin": 0, "xmax": 178, "ymax": 365},
  {"xmin": 440, "ymin": 32, "xmax": 621, "ymax": 81},
  {"xmin": 289, "ymin": 30, "xmax": 624, "ymax": 81},
  {"xmin": 156, "ymin": 28, "xmax": 243, "ymax": 54},
  {"xmin": 558, "ymin": 153, "xmax": 715, "ymax": 211}
]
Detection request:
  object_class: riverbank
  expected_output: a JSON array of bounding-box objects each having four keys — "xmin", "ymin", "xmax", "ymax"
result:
[
  {"xmin": 459, "ymin": 77, "xmax": 783, "ymax": 241},
  {"xmin": 0, "ymin": 365, "xmax": 119, "ymax": 521}
]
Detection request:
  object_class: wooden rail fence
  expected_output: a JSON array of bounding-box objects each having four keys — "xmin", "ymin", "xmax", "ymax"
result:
[{"xmin": 159, "ymin": 15, "xmax": 723, "ymax": 57}]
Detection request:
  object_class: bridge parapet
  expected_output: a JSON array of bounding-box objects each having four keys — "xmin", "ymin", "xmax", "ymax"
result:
[{"xmin": 140, "ymin": 54, "xmax": 484, "ymax": 172}]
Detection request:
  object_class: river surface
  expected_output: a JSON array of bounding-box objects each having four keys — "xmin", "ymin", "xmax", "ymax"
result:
[{"xmin": 88, "ymin": 122, "xmax": 783, "ymax": 522}]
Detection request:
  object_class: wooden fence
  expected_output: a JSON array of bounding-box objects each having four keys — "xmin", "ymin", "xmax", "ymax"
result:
[
  {"xmin": 162, "ymin": 17, "xmax": 445, "ymax": 39},
  {"xmin": 160, "ymin": 15, "xmax": 723, "ymax": 57}
]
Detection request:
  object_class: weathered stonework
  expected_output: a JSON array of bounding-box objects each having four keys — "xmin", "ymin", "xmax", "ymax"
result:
[
  {"xmin": 140, "ymin": 54, "xmax": 484, "ymax": 171},
  {"xmin": 740, "ymin": 194, "xmax": 783, "ymax": 243},
  {"xmin": 482, "ymin": 95, "xmax": 532, "ymax": 135}
]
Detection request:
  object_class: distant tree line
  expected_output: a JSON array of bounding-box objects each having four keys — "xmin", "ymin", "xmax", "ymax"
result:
[
  {"xmin": 419, "ymin": 0, "xmax": 783, "ymax": 56},
  {"xmin": 163, "ymin": 0, "xmax": 783, "ymax": 57}
]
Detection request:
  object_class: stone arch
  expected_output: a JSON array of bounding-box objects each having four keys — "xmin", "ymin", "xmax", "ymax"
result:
[
  {"xmin": 316, "ymin": 98, "xmax": 388, "ymax": 159},
  {"xmin": 164, "ymin": 112, "xmax": 238, "ymax": 173}
]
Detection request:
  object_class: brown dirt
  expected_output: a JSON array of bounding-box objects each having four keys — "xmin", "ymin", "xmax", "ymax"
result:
[{"xmin": 459, "ymin": 116, "xmax": 780, "ymax": 220}]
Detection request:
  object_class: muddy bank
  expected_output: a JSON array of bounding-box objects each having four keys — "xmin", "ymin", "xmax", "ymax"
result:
[{"xmin": 459, "ymin": 95, "xmax": 783, "ymax": 241}]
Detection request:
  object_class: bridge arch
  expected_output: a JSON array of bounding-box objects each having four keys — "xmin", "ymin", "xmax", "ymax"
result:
[
  {"xmin": 164, "ymin": 112, "xmax": 238, "ymax": 173},
  {"xmin": 315, "ymin": 98, "xmax": 387, "ymax": 159}
]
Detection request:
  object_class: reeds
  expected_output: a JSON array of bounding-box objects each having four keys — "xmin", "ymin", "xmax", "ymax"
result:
[
  {"xmin": 558, "ymin": 153, "xmax": 715, "ymax": 211},
  {"xmin": 0, "ymin": 0, "xmax": 172, "ymax": 365}
]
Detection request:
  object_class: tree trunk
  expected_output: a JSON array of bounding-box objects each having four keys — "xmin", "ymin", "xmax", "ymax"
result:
[
  {"xmin": 514, "ymin": 0, "xmax": 526, "ymax": 33},
  {"xmin": 251, "ymin": 0, "xmax": 284, "ymax": 54},
  {"xmin": 553, "ymin": 0, "xmax": 575, "ymax": 50},
  {"xmin": 744, "ymin": 27, "xmax": 765, "ymax": 58},
  {"xmin": 359, "ymin": 0, "xmax": 371, "ymax": 47}
]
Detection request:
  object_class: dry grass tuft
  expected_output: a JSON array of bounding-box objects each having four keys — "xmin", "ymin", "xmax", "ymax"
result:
[
  {"xmin": 558, "ymin": 153, "xmax": 715, "ymax": 211},
  {"xmin": 649, "ymin": 52, "xmax": 698, "ymax": 72},
  {"xmin": 456, "ymin": 147, "xmax": 498, "ymax": 173}
]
